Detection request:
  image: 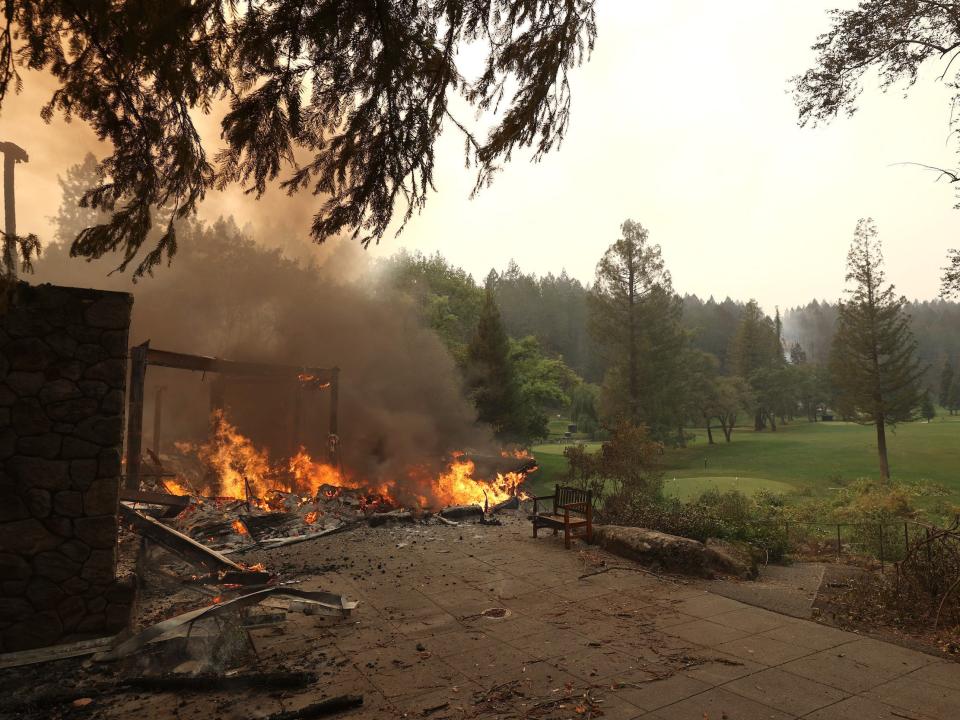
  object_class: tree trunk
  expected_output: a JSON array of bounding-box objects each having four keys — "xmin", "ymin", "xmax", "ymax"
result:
[
  {"xmin": 768, "ymin": 412, "xmax": 777, "ymax": 432},
  {"xmin": 627, "ymin": 261, "xmax": 639, "ymax": 423},
  {"xmin": 706, "ymin": 422, "xmax": 714, "ymax": 445},
  {"xmin": 876, "ymin": 415, "xmax": 891, "ymax": 481},
  {"xmin": 754, "ymin": 410, "xmax": 764, "ymax": 431},
  {"xmin": 720, "ymin": 417, "xmax": 733, "ymax": 442},
  {"xmin": 677, "ymin": 425, "xmax": 686, "ymax": 448}
]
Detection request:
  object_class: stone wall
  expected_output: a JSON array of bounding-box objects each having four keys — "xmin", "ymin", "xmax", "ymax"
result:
[{"xmin": 0, "ymin": 282, "xmax": 135, "ymax": 652}]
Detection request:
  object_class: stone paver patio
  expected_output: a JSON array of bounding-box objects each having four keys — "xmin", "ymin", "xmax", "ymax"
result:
[{"xmin": 100, "ymin": 514, "xmax": 960, "ymax": 718}]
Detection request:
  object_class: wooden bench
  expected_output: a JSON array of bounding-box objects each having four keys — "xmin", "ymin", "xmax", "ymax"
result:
[{"xmin": 530, "ymin": 485, "xmax": 593, "ymax": 549}]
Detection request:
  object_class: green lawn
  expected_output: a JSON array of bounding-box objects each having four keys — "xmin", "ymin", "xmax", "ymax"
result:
[
  {"xmin": 662, "ymin": 476, "xmax": 795, "ymax": 500},
  {"xmin": 530, "ymin": 415, "xmax": 960, "ymax": 502}
]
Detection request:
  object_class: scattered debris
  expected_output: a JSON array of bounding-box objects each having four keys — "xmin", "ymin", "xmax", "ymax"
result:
[
  {"xmin": 120, "ymin": 504, "xmax": 244, "ymax": 574},
  {"xmin": 123, "ymin": 670, "xmax": 318, "ymax": 692},
  {"xmin": 95, "ymin": 588, "xmax": 358, "ymax": 662},
  {"xmin": 264, "ymin": 694, "xmax": 364, "ymax": 720},
  {"xmin": 0, "ymin": 636, "xmax": 115, "ymax": 670}
]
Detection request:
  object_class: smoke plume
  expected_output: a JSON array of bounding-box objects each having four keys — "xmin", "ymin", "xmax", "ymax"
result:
[{"xmin": 31, "ymin": 218, "xmax": 495, "ymax": 500}]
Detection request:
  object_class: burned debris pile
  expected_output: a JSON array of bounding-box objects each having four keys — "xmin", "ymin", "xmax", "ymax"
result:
[{"xmin": 0, "ymin": 431, "xmax": 536, "ymax": 713}]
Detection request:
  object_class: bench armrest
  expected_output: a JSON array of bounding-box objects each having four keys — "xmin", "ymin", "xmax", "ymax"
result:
[{"xmin": 532, "ymin": 494, "xmax": 555, "ymax": 516}]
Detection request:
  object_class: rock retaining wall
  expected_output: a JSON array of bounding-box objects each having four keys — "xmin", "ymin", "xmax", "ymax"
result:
[{"xmin": 0, "ymin": 282, "xmax": 135, "ymax": 652}]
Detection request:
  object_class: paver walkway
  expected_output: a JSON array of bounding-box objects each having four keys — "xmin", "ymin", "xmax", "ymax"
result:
[{"xmin": 105, "ymin": 514, "xmax": 959, "ymax": 719}]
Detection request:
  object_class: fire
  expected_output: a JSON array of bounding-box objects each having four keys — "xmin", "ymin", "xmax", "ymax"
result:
[
  {"xmin": 288, "ymin": 449, "xmax": 349, "ymax": 495},
  {"xmin": 163, "ymin": 478, "xmax": 193, "ymax": 496},
  {"xmin": 177, "ymin": 411, "xmax": 533, "ymax": 510},
  {"xmin": 432, "ymin": 455, "xmax": 528, "ymax": 508},
  {"xmin": 195, "ymin": 410, "xmax": 280, "ymax": 499},
  {"xmin": 232, "ymin": 519, "xmax": 249, "ymax": 535}
]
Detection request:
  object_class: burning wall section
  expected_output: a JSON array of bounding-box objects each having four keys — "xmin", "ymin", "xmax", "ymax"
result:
[{"xmin": 0, "ymin": 283, "xmax": 135, "ymax": 651}]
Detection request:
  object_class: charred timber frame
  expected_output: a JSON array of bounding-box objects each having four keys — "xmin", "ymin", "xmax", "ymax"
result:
[{"xmin": 124, "ymin": 340, "xmax": 340, "ymax": 490}]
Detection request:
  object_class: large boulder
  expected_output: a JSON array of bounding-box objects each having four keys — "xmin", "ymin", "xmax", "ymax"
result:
[
  {"xmin": 590, "ymin": 525, "xmax": 757, "ymax": 579},
  {"xmin": 704, "ymin": 538, "xmax": 758, "ymax": 580}
]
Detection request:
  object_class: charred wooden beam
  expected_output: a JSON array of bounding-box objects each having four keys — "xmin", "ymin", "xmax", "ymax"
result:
[
  {"xmin": 367, "ymin": 510, "xmax": 414, "ymax": 527},
  {"xmin": 119, "ymin": 489, "xmax": 191, "ymax": 509},
  {"xmin": 119, "ymin": 504, "xmax": 242, "ymax": 574},
  {"xmin": 491, "ymin": 496, "xmax": 520, "ymax": 513},
  {"xmin": 144, "ymin": 347, "xmax": 335, "ymax": 383},
  {"xmin": 439, "ymin": 504, "xmax": 483, "ymax": 520}
]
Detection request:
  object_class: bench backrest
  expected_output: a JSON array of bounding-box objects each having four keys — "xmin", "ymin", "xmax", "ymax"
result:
[{"xmin": 554, "ymin": 484, "xmax": 592, "ymax": 515}]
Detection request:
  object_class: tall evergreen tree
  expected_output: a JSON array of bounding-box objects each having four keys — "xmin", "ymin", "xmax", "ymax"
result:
[
  {"xmin": 949, "ymin": 378, "xmax": 960, "ymax": 416},
  {"xmin": 728, "ymin": 300, "xmax": 782, "ymax": 429},
  {"xmin": 772, "ymin": 307, "xmax": 784, "ymax": 363},
  {"xmin": 465, "ymin": 287, "xmax": 524, "ymax": 442},
  {"xmin": 53, "ymin": 153, "xmax": 105, "ymax": 246},
  {"xmin": 830, "ymin": 219, "xmax": 924, "ymax": 481},
  {"xmin": 589, "ymin": 220, "xmax": 687, "ymax": 439},
  {"xmin": 939, "ymin": 360, "xmax": 955, "ymax": 409}
]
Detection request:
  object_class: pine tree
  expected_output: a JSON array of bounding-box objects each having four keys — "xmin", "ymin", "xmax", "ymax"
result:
[
  {"xmin": 921, "ymin": 391, "xmax": 936, "ymax": 422},
  {"xmin": 939, "ymin": 360, "xmax": 954, "ymax": 409},
  {"xmin": 830, "ymin": 219, "xmax": 924, "ymax": 480},
  {"xmin": 728, "ymin": 300, "xmax": 782, "ymax": 430},
  {"xmin": 588, "ymin": 219, "xmax": 688, "ymax": 439},
  {"xmin": 789, "ymin": 341, "xmax": 808, "ymax": 365},
  {"xmin": 52, "ymin": 153, "xmax": 105, "ymax": 246},
  {"xmin": 728, "ymin": 301, "xmax": 780, "ymax": 378},
  {"xmin": 949, "ymin": 378, "xmax": 960, "ymax": 416},
  {"xmin": 772, "ymin": 307, "xmax": 784, "ymax": 364},
  {"xmin": 465, "ymin": 287, "xmax": 524, "ymax": 442}
]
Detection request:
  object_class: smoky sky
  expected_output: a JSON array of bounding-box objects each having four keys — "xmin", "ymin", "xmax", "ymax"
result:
[{"xmin": 5, "ymin": 3, "xmax": 958, "ymax": 317}]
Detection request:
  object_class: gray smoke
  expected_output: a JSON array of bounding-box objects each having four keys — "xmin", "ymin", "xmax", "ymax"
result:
[{"xmin": 31, "ymin": 218, "xmax": 495, "ymax": 495}]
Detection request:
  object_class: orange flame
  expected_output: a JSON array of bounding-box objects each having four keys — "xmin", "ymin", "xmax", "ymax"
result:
[
  {"xmin": 163, "ymin": 478, "xmax": 193, "ymax": 496},
  {"xmin": 304, "ymin": 510, "xmax": 319, "ymax": 524},
  {"xmin": 232, "ymin": 519, "xmax": 248, "ymax": 536},
  {"xmin": 432, "ymin": 456, "xmax": 528, "ymax": 507},
  {"xmin": 183, "ymin": 411, "xmax": 532, "ymax": 509}
]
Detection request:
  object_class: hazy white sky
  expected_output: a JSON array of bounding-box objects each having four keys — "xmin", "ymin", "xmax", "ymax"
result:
[{"xmin": 4, "ymin": 1, "xmax": 960, "ymax": 312}]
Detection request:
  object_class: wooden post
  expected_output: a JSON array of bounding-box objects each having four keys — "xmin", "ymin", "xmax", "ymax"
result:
[
  {"xmin": 152, "ymin": 386, "xmax": 165, "ymax": 455},
  {"xmin": 290, "ymin": 379, "xmax": 303, "ymax": 458},
  {"xmin": 0, "ymin": 141, "xmax": 27, "ymax": 278},
  {"xmin": 125, "ymin": 341, "xmax": 150, "ymax": 490},
  {"xmin": 327, "ymin": 367, "xmax": 340, "ymax": 465}
]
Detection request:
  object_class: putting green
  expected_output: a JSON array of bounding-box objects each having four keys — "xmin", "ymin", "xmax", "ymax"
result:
[
  {"xmin": 663, "ymin": 475, "xmax": 796, "ymax": 500},
  {"xmin": 531, "ymin": 442, "xmax": 603, "ymax": 455}
]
